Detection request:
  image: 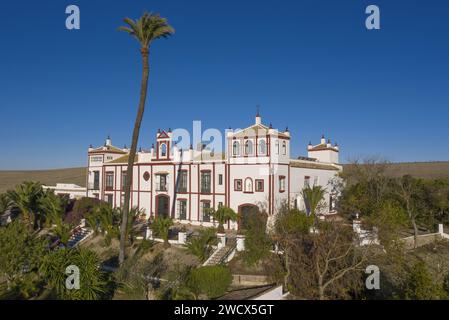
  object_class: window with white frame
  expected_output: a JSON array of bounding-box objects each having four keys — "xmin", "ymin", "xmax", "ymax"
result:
[
  {"xmin": 282, "ymin": 141, "xmax": 287, "ymax": 155},
  {"xmin": 275, "ymin": 140, "xmax": 279, "ymax": 155},
  {"xmin": 201, "ymin": 201, "xmax": 211, "ymax": 222}
]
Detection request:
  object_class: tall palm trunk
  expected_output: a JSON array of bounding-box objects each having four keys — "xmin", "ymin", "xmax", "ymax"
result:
[{"xmin": 119, "ymin": 47, "xmax": 150, "ymax": 264}]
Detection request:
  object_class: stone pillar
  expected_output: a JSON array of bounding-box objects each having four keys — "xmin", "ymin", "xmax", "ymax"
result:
[
  {"xmin": 178, "ymin": 231, "xmax": 187, "ymax": 245},
  {"xmin": 439, "ymin": 224, "xmax": 444, "ymax": 235},
  {"xmin": 80, "ymin": 218, "xmax": 86, "ymax": 228},
  {"xmin": 236, "ymin": 234, "xmax": 245, "ymax": 252},
  {"xmin": 146, "ymin": 227, "xmax": 153, "ymax": 240},
  {"xmin": 353, "ymin": 220, "xmax": 362, "ymax": 234},
  {"xmin": 217, "ymin": 233, "xmax": 226, "ymax": 249}
]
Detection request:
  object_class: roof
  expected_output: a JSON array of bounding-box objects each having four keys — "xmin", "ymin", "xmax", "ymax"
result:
[
  {"xmin": 308, "ymin": 143, "xmax": 339, "ymax": 152},
  {"xmin": 218, "ymin": 284, "xmax": 278, "ymax": 300},
  {"xmin": 232, "ymin": 124, "xmax": 290, "ymax": 139},
  {"xmin": 290, "ymin": 160, "xmax": 340, "ymax": 171},
  {"xmin": 107, "ymin": 154, "xmax": 137, "ymax": 164},
  {"xmin": 89, "ymin": 145, "xmax": 127, "ymax": 154}
]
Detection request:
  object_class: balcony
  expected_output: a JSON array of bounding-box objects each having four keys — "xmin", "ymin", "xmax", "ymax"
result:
[{"xmin": 200, "ymin": 185, "xmax": 211, "ymax": 194}]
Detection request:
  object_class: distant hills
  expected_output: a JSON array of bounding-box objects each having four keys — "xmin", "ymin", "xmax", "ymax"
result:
[{"xmin": 0, "ymin": 162, "xmax": 448, "ymax": 193}]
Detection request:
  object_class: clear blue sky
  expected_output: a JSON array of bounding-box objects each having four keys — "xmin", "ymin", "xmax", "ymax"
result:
[{"xmin": 0, "ymin": 0, "xmax": 448, "ymax": 169}]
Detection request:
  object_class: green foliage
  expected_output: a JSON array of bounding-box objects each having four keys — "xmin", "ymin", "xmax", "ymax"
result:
[
  {"xmin": 275, "ymin": 208, "xmax": 314, "ymax": 235},
  {"xmin": 208, "ymin": 206, "xmax": 238, "ymax": 233},
  {"xmin": 151, "ymin": 217, "xmax": 173, "ymax": 247},
  {"xmin": 118, "ymin": 12, "xmax": 175, "ymax": 48},
  {"xmin": 91, "ymin": 204, "xmax": 121, "ymax": 246},
  {"xmin": 0, "ymin": 193, "xmax": 12, "ymax": 215},
  {"xmin": 301, "ymin": 185, "xmax": 326, "ymax": 217},
  {"xmin": 40, "ymin": 248, "xmax": 108, "ymax": 300},
  {"xmin": 187, "ymin": 266, "xmax": 232, "ymax": 299},
  {"xmin": 243, "ymin": 210, "xmax": 271, "ymax": 266},
  {"xmin": 6, "ymin": 181, "xmax": 45, "ymax": 229},
  {"xmin": 0, "ymin": 220, "xmax": 48, "ymax": 298},
  {"xmin": 186, "ymin": 228, "xmax": 217, "ymax": 262},
  {"xmin": 403, "ymin": 261, "xmax": 443, "ymax": 300}
]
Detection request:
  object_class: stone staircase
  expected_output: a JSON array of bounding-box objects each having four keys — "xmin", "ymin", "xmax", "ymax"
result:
[
  {"xmin": 67, "ymin": 227, "xmax": 93, "ymax": 248},
  {"xmin": 203, "ymin": 237, "xmax": 237, "ymax": 266}
]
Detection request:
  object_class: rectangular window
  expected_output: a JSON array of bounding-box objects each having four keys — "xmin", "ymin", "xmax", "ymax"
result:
[
  {"xmin": 177, "ymin": 200, "xmax": 187, "ymax": 220},
  {"xmin": 121, "ymin": 171, "xmax": 128, "ymax": 189},
  {"xmin": 93, "ymin": 171, "xmax": 100, "ymax": 190},
  {"xmin": 304, "ymin": 176, "xmax": 310, "ymax": 188},
  {"xmin": 201, "ymin": 171, "xmax": 211, "ymax": 193},
  {"xmin": 218, "ymin": 174, "xmax": 223, "ymax": 185},
  {"xmin": 234, "ymin": 179, "xmax": 242, "ymax": 191},
  {"xmin": 201, "ymin": 201, "xmax": 211, "ymax": 222},
  {"xmin": 177, "ymin": 171, "xmax": 187, "ymax": 193},
  {"xmin": 156, "ymin": 174, "xmax": 168, "ymax": 191},
  {"xmin": 279, "ymin": 176, "xmax": 286, "ymax": 192},
  {"xmin": 255, "ymin": 179, "xmax": 264, "ymax": 192},
  {"xmin": 106, "ymin": 194, "xmax": 113, "ymax": 206},
  {"xmin": 105, "ymin": 172, "xmax": 114, "ymax": 190}
]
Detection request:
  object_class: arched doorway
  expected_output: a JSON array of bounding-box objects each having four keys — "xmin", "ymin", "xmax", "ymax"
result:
[
  {"xmin": 156, "ymin": 194, "xmax": 170, "ymax": 218},
  {"xmin": 238, "ymin": 203, "xmax": 259, "ymax": 230}
]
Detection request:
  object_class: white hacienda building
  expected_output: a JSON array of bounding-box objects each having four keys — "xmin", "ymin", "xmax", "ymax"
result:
[{"xmin": 86, "ymin": 114, "xmax": 342, "ymax": 229}]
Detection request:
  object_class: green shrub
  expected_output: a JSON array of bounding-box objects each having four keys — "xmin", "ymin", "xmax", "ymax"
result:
[
  {"xmin": 243, "ymin": 210, "xmax": 271, "ymax": 266},
  {"xmin": 188, "ymin": 266, "xmax": 232, "ymax": 299}
]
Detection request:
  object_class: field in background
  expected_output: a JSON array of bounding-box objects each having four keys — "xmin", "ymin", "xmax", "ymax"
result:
[
  {"xmin": 0, "ymin": 167, "xmax": 86, "ymax": 193},
  {"xmin": 0, "ymin": 162, "xmax": 448, "ymax": 193}
]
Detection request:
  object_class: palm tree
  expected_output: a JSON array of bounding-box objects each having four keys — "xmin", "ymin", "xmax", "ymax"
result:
[
  {"xmin": 117, "ymin": 12, "xmax": 175, "ymax": 264},
  {"xmin": 209, "ymin": 206, "xmax": 238, "ymax": 233},
  {"xmin": 301, "ymin": 185, "xmax": 326, "ymax": 221},
  {"xmin": 151, "ymin": 217, "xmax": 173, "ymax": 248},
  {"xmin": 38, "ymin": 191, "xmax": 72, "ymax": 246},
  {"xmin": 186, "ymin": 228, "xmax": 217, "ymax": 262},
  {"xmin": 0, "ymin": 193, "xmax": 11, "ymax": 214},
  {"xmin": 94, "ymin": 204, "xmax": 120, "ymax": 246},
  {"xmin": 7, "ymin": 181, "xmax": 44, "ymax": 230}
]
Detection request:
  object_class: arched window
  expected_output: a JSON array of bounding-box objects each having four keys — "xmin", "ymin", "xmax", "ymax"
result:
[
  {"xmin": 244, "ymin": 178, "xmax": 253, "ymax": 193},
  {"xmin": 160, "ymin": 143, "xmax": 167, "ymax": 157},
  {"xmin": 232, "ymin": 141, "xmax": 240, "ymax": 156},
  {"xmin": 245, "ymin": 140, "xmax": 253, "ymax": 155},
  {"xmin": 282, "ymin": 141, "xmax": 287, "ymax": 155},
  {"xmin": 275, "ymin": 140, "xmax": 279, "ymax": 155},
  {"xmin": 258, "ymin": 139, "xmax": 266, "ymax": 155}
]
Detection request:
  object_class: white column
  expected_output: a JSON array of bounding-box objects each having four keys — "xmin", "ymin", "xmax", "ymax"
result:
[
  {"xmin": 217, "ymin": 233, "xmax": 226, "ymax": 248},
  {"xmin": 236, "ymin": 234, "xmax": 245, "ymax": 252},
  {"xmin": 146, "ymin": 227, "xmax": 153, "ymax": 240},
  {"xmin": 178, "ymin": 231, "xmax": 187, "ymax": 245}
]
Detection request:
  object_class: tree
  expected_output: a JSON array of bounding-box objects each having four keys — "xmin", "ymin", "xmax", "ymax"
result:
[
  {"xmin": 7, "ymin": 181, "xmax": 44, "ymax": 229},
  {"xmin": 395, "ymin": 175, "xmax": 425, "ymax": 249},
  {"xmin": 94, "ymin": 204, "xmax": 121, "ymax": 246},
  {"xmin": 40, "ymin": 247, "xmax": 108, "ymax": 300},
  {"xmin": 0, "ymin": 220, "xmax": 48, "ymax": 298},
  {"xmin": 117, "ymin": 12, "xmax": 175, "ymax": 264},
  {"xmin": 273, "ymin": 206, "xmax": 314, "ymax": 290},
  {"xmin": 287, "ymin": 220, "xmax": 369, "ymax": 299},
  {"xmin": 38, "ymin": 190, "xmax": 73, "ymax": 246},
  {"xmin": 301, "ymin": 185, "xmax": 326, "ymax": 226},
  {"xmin": 0, "ymin": 193, "xmax": 11, "ymax": 215},
  {"xmin": 186, "ymin": 228, "xmax": 217, "ymax": 262},
  {"xmin": 403, "ymin": 261, "xmax": 443, "ymax": 300},
  {"xmin": 187, "ymin": 266, "xmax": 232, "ymax": 299},
  {"xmin": 151, "ymin": 216, "xmax": 173, "ymax": 248},
  {"xmin": 209, "ymin": 206, "xmax": 238, "ymax": 233},
  {"xmin": 243, "ymin": 209, "xmax": 271, "ymax": 267}
]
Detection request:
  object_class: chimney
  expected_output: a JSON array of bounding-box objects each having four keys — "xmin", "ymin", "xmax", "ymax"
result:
[
  {"xmin": 150, "ymin": 144, "xmax": 155, "ymax": 158},
  {"xmin": 105, "ymin": 135, "xmax": 112, "ymax": 146},
  {"xmin": 255, "ymin": 107, "xmax": 261, "ymax": 125},
  {"xmin": 321, "ymin": 134, "xmax": 326, "ymax": 145}
]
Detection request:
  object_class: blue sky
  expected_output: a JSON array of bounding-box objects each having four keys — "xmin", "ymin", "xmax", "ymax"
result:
[{"xmin": 0, "ymin": 0, "xmax": 448, "ymax": 169}]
